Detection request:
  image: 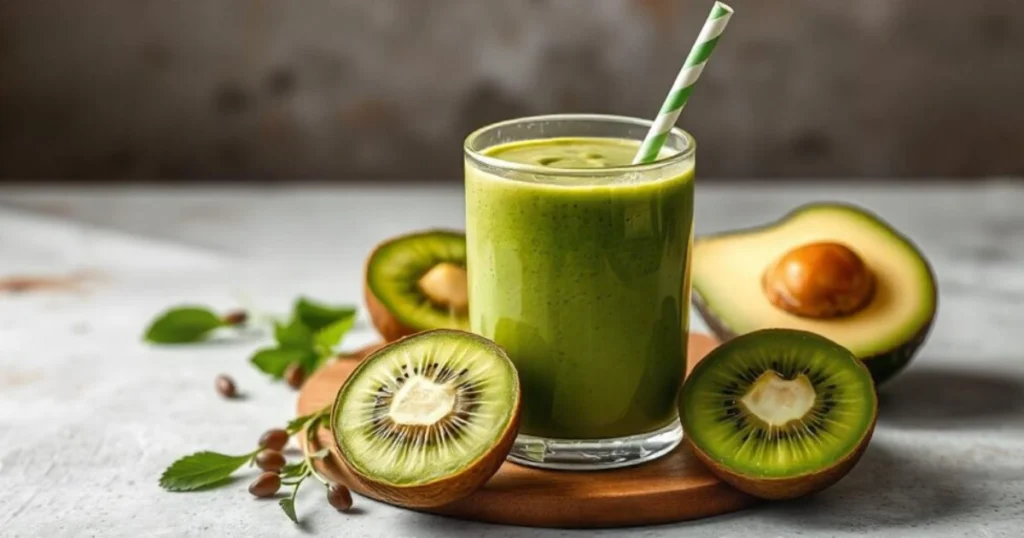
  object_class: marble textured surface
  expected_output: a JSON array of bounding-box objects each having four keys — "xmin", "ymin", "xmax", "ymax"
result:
[{"xmin": 1, "ymin": 182, "xmax": 1022, "ymax": 537}]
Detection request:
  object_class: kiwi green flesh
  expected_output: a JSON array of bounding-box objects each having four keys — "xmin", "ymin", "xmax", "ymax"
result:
[
  {"xmin": 681, "ymin": 329, "xmax": 876, "ymax": 479},
  {"xmin": 333, "ymin": 330, "xmax": 518, "ymax": 487},
  {"xmin": 367, "ymin": 230, "xmax": 469, "ymax": 332}
]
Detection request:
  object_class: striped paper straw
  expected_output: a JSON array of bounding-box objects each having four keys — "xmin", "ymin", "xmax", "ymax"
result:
[{"xmin": 633, "ymin": 2, "xmax": 734, "ymax": 164}]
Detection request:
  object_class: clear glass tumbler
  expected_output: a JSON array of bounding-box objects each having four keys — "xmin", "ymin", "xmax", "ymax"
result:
[{"xmin": 464, "ymin": 114, "xmax": 695, "ymax": 470}]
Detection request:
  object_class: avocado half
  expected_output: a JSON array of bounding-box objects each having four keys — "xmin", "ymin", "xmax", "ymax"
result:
[{"xmin": 692, "ymin": 203, "xmax": 937, "ymax": 385}]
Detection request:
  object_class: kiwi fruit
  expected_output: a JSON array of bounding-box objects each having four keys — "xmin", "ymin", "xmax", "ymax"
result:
[
  {"xmin": 331, "ymin": 329, "xmax": 520, "ymax": 508},
  {"xmin": 365, "ymin": 230, "xmax": 469, "ymax": 342},
  {"xmin": 680, "ymin": 328, "xmax": 877, "ymax": 500}
]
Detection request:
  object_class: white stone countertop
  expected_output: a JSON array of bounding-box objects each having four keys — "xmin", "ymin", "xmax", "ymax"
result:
[{"xmin": 1, "ymin": 181, "xmax": 1022, "ymax": 537}]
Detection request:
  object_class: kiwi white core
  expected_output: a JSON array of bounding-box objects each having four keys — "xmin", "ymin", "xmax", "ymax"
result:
[
  {"xmin": 740, "ymin": 372, "xmax": 816, "ymax": 427},
  {"xmin": 417, "ymin": 263, "xmax": 469, "ymax": 314},
  {"xmin": 389, "ymin": 377, "xmax": 457, "ymax": 426}
]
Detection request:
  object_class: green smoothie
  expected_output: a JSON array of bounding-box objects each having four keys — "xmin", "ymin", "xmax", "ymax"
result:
[{"xmin": 465, "ymin": 137, "xmax": 694, "ymax": 439}]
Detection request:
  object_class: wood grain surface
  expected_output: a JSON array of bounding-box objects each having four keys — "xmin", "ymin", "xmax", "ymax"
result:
[{"xmin": 297, "ymin": 333, "xmax": 754, "ymax": 528}]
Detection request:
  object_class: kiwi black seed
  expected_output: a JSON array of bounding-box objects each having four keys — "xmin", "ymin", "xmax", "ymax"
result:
[
  {"xmin": 332, "ymin": 329, "xmax": 520, "ymax": 508},
  {"xmin": 680, "ymin": 328, "xmax": 877, "ymax": 500}
]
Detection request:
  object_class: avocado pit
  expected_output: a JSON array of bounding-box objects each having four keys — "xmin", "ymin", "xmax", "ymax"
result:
[
  {"xmin": 417, "ymin": 262, "xmax": 469, "ymax": 315},
  {"xmin": 762, "ymin": 241, "xmax": 874, "ymax": 319}
]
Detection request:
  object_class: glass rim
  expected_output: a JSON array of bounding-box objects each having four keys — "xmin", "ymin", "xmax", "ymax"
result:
[{"xmin": 463, "ymin": 113, "xmax": 695, "ymax": 177}]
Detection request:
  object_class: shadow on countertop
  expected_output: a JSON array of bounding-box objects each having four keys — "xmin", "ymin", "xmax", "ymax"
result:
[
  {"xmin": 757, "ymin": 440, "xmax": 993, "ymax": 532},
  {"xmin": 878, "ymin": 364, "xmax": 1024, "ymax": 428}
]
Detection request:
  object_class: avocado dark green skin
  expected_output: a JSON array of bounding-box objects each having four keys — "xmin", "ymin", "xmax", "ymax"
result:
[
  {"xmin": 693, "ymin": 292, "xmax": 934, "ymax": 386},
  {"xmin": 691, "ymin": 202, "xmax": 938, "ymax": 387}
]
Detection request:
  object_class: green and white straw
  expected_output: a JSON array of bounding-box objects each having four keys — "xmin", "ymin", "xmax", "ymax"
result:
[{"xmin": 633, "ymin": 2, "xmax": 734, "ymax": 164}]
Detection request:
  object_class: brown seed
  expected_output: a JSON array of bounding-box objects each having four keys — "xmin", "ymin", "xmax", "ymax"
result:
[
  {"xmin": 259, "ymin": 428, "xmax": 289, "ymax": 451},
  {"xmin": 255, "ymin": 449, "xmax": 287, "ymax": 473},
  {"xmin": 249, "ymin": 472, "xmax": 281, "ymax": 498},
  {"xmin": 222, "ymin": 310, "xmax": 248, "ymax": 326},
  {"xmin": 762, "ymin": 241, "xmax": 875, "ymax": 319},
  {"xmin": 215, "ymin": 374, "xmax": 237, "ymax": 398},
  {"xmin": 284, "ymin": 363, "xmax": 305, "ymax": 389},
  {"xmin": 327, "ymin": 484, "xmax": 353, "ymax": 511}
]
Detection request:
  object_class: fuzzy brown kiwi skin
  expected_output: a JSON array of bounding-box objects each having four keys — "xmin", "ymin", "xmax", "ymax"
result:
[
  {"xmin": 684, "ymin": 354, "xmax": 878, "ymax": 501},
  {"xmin": 364, "ymin": 282, "xmax": 417, "ymax": 342},
  {"xmin": 340, "ymin": 341, "xmax": 388, "ymax": 362},
  {"xmin": 687, "ymin": 414, "xmax": 875, "ymax": 500},
  {"xmin": 331, "ymin": 329, "xmax": 521, "ymax": 509},
  {"xmin": 364, "ymin": 229, "xmax": 467, "ymax": 343}
]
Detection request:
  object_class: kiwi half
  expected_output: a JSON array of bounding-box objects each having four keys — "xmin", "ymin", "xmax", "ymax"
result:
[
  {"xmin": 680, "ymin": 329, "xmax": 877, "ymax": 500},
  {"xmin": 365, "ymin": 230, "xmax": 469, "ymax": 342},
  {"xmin": 332, "ymin": 329, "xmax": 520, "ymax": 508}
]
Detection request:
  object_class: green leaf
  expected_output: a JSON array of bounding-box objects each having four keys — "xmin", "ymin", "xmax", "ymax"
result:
[
  {"xmin": 274, "ymin": 318, "xmax": 313, "ymax": 350},
  {"xmin": 286, "ymin": 406, "xmax": 329, "ymax": 435},
  {"xmin": 314, "ymin": 315, "xmax": 356, "ymax": 353},
  {"xmin": 299, "ymin": 352, "xmax": 322, "ymax": 376},
  {"xmin": 279, "ymin": 497, "xmax": 298, "ymax": 524},
  {"xmin": 144, "ymin": 307, "xmax": 224, "ymax": 344},
  {"xmin": 280, "ymin": 462, "xmax": 307, "ymax": 479},
  {"xmin": 295, "ymin": 297, "xmax": 356, "ymax": 332},
  {"xmin": 250, "ymin": 348, "xmax": 310, "ymax": 378},
  {"xmin": 159, "ymin": 451, "xmax": 252, "ymax": 492},
  {"xmin": 286, "ymin": 413, "xmax": 317, "ymax": 435},
  {"xmin": 279, "ymin": 467, "xmax": 309, "ymax": 524}
]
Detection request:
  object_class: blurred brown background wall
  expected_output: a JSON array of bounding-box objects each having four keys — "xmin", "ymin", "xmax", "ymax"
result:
[{"xmin": 0, "ymin": 0, "xmax": 1021, "ymax": 181}]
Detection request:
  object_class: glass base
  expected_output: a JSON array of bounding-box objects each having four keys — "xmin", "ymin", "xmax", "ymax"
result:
[{"xmin": 508, "ymin": 421, "xmax": 682, "ymax": 471}]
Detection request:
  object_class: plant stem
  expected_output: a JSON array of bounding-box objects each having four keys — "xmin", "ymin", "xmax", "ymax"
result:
[{"xmin": 302, "ymin": 414, "xmax": 331, "ymax": 486}]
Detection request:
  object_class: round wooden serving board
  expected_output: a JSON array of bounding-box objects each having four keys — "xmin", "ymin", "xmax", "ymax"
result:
[{"xmin": 297, "ymin": 333, "xmax": 755, "ymax": 528}]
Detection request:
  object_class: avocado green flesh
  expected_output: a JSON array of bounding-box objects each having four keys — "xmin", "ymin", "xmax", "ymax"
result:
[
  {"xmin": 692, "ymin": 203, "xmax": 936, "ymax": 381},
  {"xmin": 681, "ymin": 329, "xmax": 876, "ymax": 478},
  {"xmin": 333, "ymin": 330, "xmax": 518, "ymax": 486},
  {"xmin": 368, "ymin": 230, "xmax": 469, "ymax": 332}
]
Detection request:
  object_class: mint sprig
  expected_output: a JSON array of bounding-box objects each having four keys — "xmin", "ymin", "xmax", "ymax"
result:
[
  {"xmin": 145, "ymin": 307, "xmax": 227, "ymax": 344},
  {"xmin": 279, "ymin": 461, "xmax": 307, "ymax": 478},
  {"xmin": 159, "ymin": 449, "xmax": 259, "ymax": 491},
  {"xmin": 144, "ymin": 306, "xmax": 248, "ymax": 344},
  {"xmin": 274, "ymin": 318, "xmax": 314, "ymax": 350},
  {"xmin": 295, "ymin": 297, "xmax": 357, "ymax": 332},
  {"xmin": 279, "ymin": 496, "xmax": 299, "ymax": 524},
  {"xmin": 159, "ymin": 406, "xmax": 330, "ymax": 494},
  {"xmin": 286, "ymin": 406, "xmax": 328, "ymax": 434},
  {"xmin": 276, "ymin": 412, "xmax": 331, "ymax": 523},
  {"xmin": 250, "ymin": 348, "xmax": 312, "ymax": 379},
  {"xmin": 250, "ymin": 298, "xmax": 356, "ymax": 380},
  {"xmin": 314, "ymin": 316, "xmax": 356, "ymax": 354}
]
